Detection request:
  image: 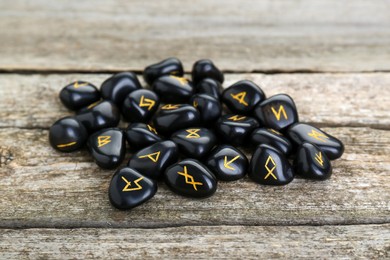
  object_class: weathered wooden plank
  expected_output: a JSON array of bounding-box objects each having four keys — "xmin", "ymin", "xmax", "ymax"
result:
[
  {"xmin": 0, "ymin": 73, "xmax": 389, "ymax": 129},
  {"xmin": 0, "ymin": 225, "xmax": 389, "ymax": 259},
  {"xmin": 1, "ymin": 0, "xmax": 390, "ymax": 72},
  {"xmin": 0, "ymin": 127, "xmax": 388, "ymax": 228}
]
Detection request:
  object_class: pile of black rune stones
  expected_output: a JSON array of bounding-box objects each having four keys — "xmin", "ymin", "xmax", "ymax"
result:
[{"xmin": 49, "ymin": 58, "xmax": 344, "ymax": 210}]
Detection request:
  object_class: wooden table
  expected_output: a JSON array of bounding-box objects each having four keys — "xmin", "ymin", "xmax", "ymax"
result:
[{"xmin": 0, "ymin": 1, "xmax": 389, "ymax": 258}]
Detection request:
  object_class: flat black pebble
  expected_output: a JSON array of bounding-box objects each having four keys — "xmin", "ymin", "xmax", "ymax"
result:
[
  {"xmin": 254, "ymin": 94, "xmax": 298, "ymax": 131},
  {"xmin": 190, "ymin": 94, "xmax": 221, "ymax": 125},
  {"xmin": 192, "ymin": 59, "xmax": 224, "ymax": 84},
  {"xmin": 143, "ymin": 57, "xmax": 184, "ymax": 86},
  {"xmin": 171, "ymin": 128, "xmax": 217, "ymax": 159},
  {"xmin": 88, "ymin": 128, "xmax": 126, "ymax": 169},
  {"xmin": 109, "ymin": 167, "xmax": 157, "ymax": 210},
  {"xmin": 294, "ymin": 143, "xmax": 332, "ymax": 180},
  {"xmin": 164, "ymin": 159, "xmax": 217, "ymax": 198},
  {"xmin": 128, "ymin": 140, "xmax": 178, "ymax": 179},
  {"xmin": 121, "ymin": 89, "xmax": 160, "ymax": 122},
  {"xmin": 125, "ymin": 123, "xmax": 162, "ymax": 150},
  {"xmin": 49, "ymin": 117, "xmax": 88, "ymax": 152},
  {"xmin": 250, "ymin": 128, "xmax": 293, "ymax": 155},
  {"xmin": 100, "ymin": 72, "xmax": 141, "ymax": 105},
  {"xmin": 59, "ymin": 81, "xmax": 100, "ymax": 110},
  {"xmin": 196, "ymin": 78, "xmax": 222, "ymax": 100},
  {"xmin": 287, "ymin": 123, "xmax": 344, "ymax": 160},
  {"xmin": 206, "ymin": 145, "xmax": 248, "ymax": 181},
  {"xmin": 152, "ymin": 75, "xmax": 194, "ymax": 103},
  {"xmin": 249, "ymin": 144, "xmax": 294, "ymax": 185}
]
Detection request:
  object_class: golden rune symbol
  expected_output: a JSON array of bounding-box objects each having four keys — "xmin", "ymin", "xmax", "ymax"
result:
[
  {"xmin": 193, "ymin": 100, "xmax": 198, "ymax": 108},
  {"xmin": 97, "ymin": 136, "xmax": 111, "ymax": 148},
  {"xmin": 170, "ymin": 75, "xmax": 188, "ymax": 86},
  {"xmin": 147, "ymin": 124, "xmax": 158, "ymax": 134},
  {"xmin": 186, "ymin": 129, "xmax": 201, "ymax": 139},
  {"xmin": 177, "ymin": 166, "xmax": 203, "ymax": 191},
  {"xmin": 271, "ymin": 105, "xmax": 288, "ymax": 121},
  {"xmin": 73, "ymin": 82, "xmax": 89, "ymax": 89},
  {"xmin": 121, "ymin": 176, "xmax": 144, "ymax": 192},
  {"xmin": 224, "ymin": 155, "xmax": 240, "ymax": 171},
  {"xmin": 87, "ymin": 100, "xmax": 101, "ymax": 109},
  {"xmin": 268, "ymin": 128, "xmax": 282, "ymax": 136},
  {"xmin": 264, "ymin": 155, "xmax": 277, "ymax": 180},
  {"xmin": 161, "ymin": 104, "xmax": 180, "ymax": 110},
  {"xmin": 308, "ymin": 129, "xmax": 329, "ymax": 142},
  {"xmin": 230, "ymin": 92, "xmax": 248, "ymax": 106},
  {"xmin": 139, "ymin": 95, "xmax": 155, "ymax": 111},
  {"xmin": 228, "ymin": 115, "xmax": 246, "ymax": 121},
  {"xmin": 315, "ymin": 151, "xmax": 324, "ymax": 167},
  {"xmin": 138, "ymin": 151, "xmax": 161, "ymax": 163},
  {"xmin": 57, "ymin": 141, "xmax": 76, "ymax": 148}
]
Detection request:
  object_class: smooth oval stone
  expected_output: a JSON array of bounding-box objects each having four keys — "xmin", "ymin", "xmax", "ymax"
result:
[
  {"xmin": 88, "ymin": 128, "xmax": 125, "ymax": 169},
  {"xmin": 100, "ymin": 72, "xmax": 141, "ymax": 105},
  {"xmin": 121, "ymin": 89, "xmax": 160, "ymax": 123},
  {"xmin": 192, "ymin": 59, "xmax": 224, "ymax": 84},
  {"xmin": 152, "ymin": 104, "xmax": 201, "ymax": 136},
  {"xmin": 143, "ymin": 57, "xmax": 184, "ymax": 86},
  {"xmin": 59, "ymin": 81, "xmax": 100, "ymax": 111},
  {"xmin": 196, "ymin": 78, "xmax": 222, "ymax": 100},
  {"xmin": 125, "ymin": 123, "xmax": 162, "ymax": 150},
  {"xmin": 190, "ymin": 94, "xmax": 221, "ymax": 125},
  {"xmin": 49, "ymin": 117, "xmax": 88, "ymax": 152},
  {"xmin": 109, "ymin": 167, "xmax": 157, "ymax": 210},
  {"xmin": 215, "ymin": 114, "xmax": 259, "ymax": 146},
  {"xmin": 294, "ymin": 143, "xmax": 332, "ymax": 180},
  {"xmin": 287, "ymin": 123, "xmax": 344, "ymax": 160},
  {"xmin": 222, "ymin": 80, "xmax": 265, "ymax": 114},
  {"xmin": 249, "ymin": 144, "xmax": 294, "ymax": 185},
  {"xmin": 128, "ymin": 140, "xmax": 178, "ymax": 179},
  {"xmin": 152, "ymin": 75, "xmax": 194, "ymax": 103},
  {"xmin": 254, "ymin": 94, "xmax": 298, "ymax": 131},
  {"xmin": 206, "ymin": 145, "xmax": 248, "ymax": 181},
  {"xmin": 250, "ymin": 128, "xmax": 293, "ymax": 155},
  {"xmin": 171, "ymin": 128, "xmax": 217, "ymax": 159},
  {"xmin": 164, "ymin": 159, "xmax": 217, "ymax": 198}
]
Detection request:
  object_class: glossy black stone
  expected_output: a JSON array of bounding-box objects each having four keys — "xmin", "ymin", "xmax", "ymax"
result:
[
  {"xmin": 109, "ymin": 167, "xmax": 157, "ymax": 210},
  {"xmin": 222, "ymin": 80, "xmax": 265, "ymax": 114},
  {"xmin": 196, "ymin": 78, "xmax": 222, "ymax": 100},
  {"xmin": 128, "ymin": 140, "xmax": 178, "ymax": 179},
  {"xmin": 49, "ymin": 117, "xmax": 88, "ymax": 152},
  {"xmin": 192, "ymin": 59, "xmax": 224, "ymax": 84},
  {"xmin": 100, "ymin": 72, "xmax": 141, "ymax": 105},
  {"xmin": 121, "ymin": 89, "xmax": 160, "ymax": 123},
  {"xmin": 164, "ymin": 159, "xmax": 217, "ymax": 198},
  {"xmin": 249, "ymin": 144, "xmax": 294, "ymax": 185},
  {"xmin": 125, "ymin": 123, "xmax": 162, "ymax": 150},
  {"xmin": 152, "ymin": 104, "xmax": 201, "ymax": 136},
  {"xmin": 206, "ymin": 145, "xmax": 248, "ymax": 181},
  {"xmin": 59, "ymin": 81, "xmax": 100, "ymax": 110},
  {"xmin": 171, "ymin": 128, "xmax": 217, "ymax": 159},
  {"xmin": 152, "ymin": 75, "xmax": 194, "ymax": 103},
  {"xmin": 254, "ymin": 94, "xmax": 298, "ymax": 131},
  {"xmin": 76, "ymin": 100, "xmax": 120, "ymax": 133},
  {"xmin": 88, "ymin": 128, "xmax": 126, "ymax": 169},
  {"xmin": 143, "ymin": 57, "xmax": 184, "ymax": 86},
  {"xmin": 287, "ymin": 123, "xmax": 344, "ymax": 160},
  {"xmin": 294, "ymin": 143, "xmax": 332, "ymax": 180},
  {"xmin": 250, "ymin": 128, "xmax": 293, "ymax": 155},
  {"xmin": 190, "ymin": 94, "xmax": 221, "ymax": 125},
  {"xmin": 215, "ymin": 114, "xmax": 259, "ymax": 146}
]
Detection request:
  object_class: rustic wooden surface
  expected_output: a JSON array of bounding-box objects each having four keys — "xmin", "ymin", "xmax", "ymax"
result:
[{"xmin": 0, "ymin": 0, "xmax": 390, "ymax": 258}]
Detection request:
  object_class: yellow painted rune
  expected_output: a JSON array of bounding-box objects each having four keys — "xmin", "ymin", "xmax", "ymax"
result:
[
  {"xmin": 177, "ymin": 166, "xmax": 203, "ymax": 191},
  {"xmin": 308, "ymin": 129, "xmax": 329, "ymax": 142},
  {"xmin": 121, "ymin": 176, "xmax": 144, "ymax": 192},
  {"xmin": 185, "ymin": 129, "xmax": 201, "ymax": 139},
  {"xmin": 224, "ymin": 155, "xmax": 240, "ymax": 171},
  {"xmin": 230, "ymin": 92, "xmax": 248, "ymax": 106},
  {"xmin": 170, "ymin": 75, "xmax": 188, "ymax": 86},
  {"xmin": 264, "ymin": 155, "xmax": 277, "ymax": 180},
  {"xmin": 161, "ymin": 104, "xmax": 180, "ymax": 110},
  {"xmin": 139, "ymin": 95, "xmax": 155, "ymax": 111},
  {"xmin": 193, "ymin": 100, "xmax": 198, "ymax": 108},
  {"xmin": 57, "ymin": 141, "xmax": 76, "ymax": 148},
  {"xmin": 97, "ymin": 136, "xmax": 111, "ymax": 148},
  {"xmin": 315, "ymin": 151, "xmax": 324, "ymax": 167},
  {"xmin": 271, "ymin": 105, "xmax": 288, "ymax": 121},
  {"xmin": 268, "ymin": 128, "xmax": 283, "ymax": 136},
  {"xmin": 73, "ymin": 82, "xmax": 89, "ymax": 89},
  {"xmin": 228, "ymin": 115, "xmax": 246, "ymax": 121},
  {"xmin": 138, "ymin": 151, "xmax": 161, "ymax": 163},
  {"xmin": 147, "ymin": 124, "xmax": 158, "ymax": 134}
]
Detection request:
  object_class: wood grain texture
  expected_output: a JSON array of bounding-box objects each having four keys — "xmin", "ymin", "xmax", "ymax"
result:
[
  {"xmin": 0, "ymin": 127, "xmax": 388, "ymax": 228},
  {"xmin": 1, "ymin": 0, "xmax": 390, "ymax": 72},
  {"xmin": 0, "ymin": 73, "xmax": 389, "ymax": 129},
  {"xmin": 0, "ymin": 225, "xmax": 389, "ymax": 259}
]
